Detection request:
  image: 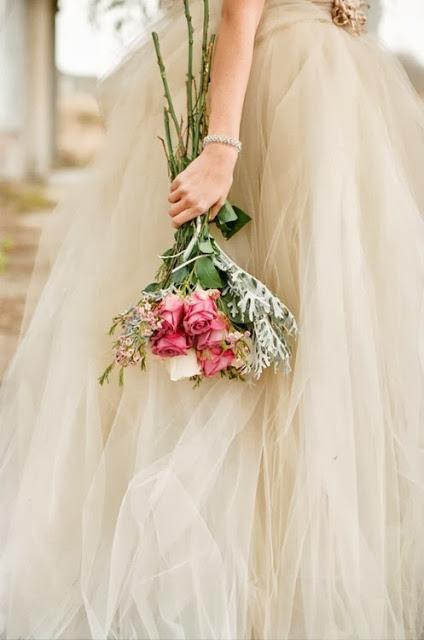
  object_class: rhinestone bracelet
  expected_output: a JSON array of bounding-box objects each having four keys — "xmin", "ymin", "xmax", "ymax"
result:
[{"xmin": 203, "ymin": 134, "xmax": 242, "ymax": 153}]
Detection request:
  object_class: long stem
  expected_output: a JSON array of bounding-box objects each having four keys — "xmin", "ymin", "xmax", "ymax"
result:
[
  {"xmin": 193, "ymin": 0, "xmax": 213, "ymax": 155},
  {"xmin": 163, "ymin": 108, "xmax": 178, "ymax": 178},
  {"xmin": 201, "ymin": 0, "xmax": 210, "ymax": 83},
  {"xmin": 183, "ymin": 0, "xmax": 195, "ymax": 157},
  {"xmin": 193, "ymin": 43, "xmax": 214, "ymax": 154},
  {"xmin": 152, "ymin": 31, "xmax": 185, "ymax": 158},
  {"xmin": 202, "ymin": 36, "xmax": 216, "ymax": 137},
  {"xmin": 158, "ymin": 136, "xmax": 171, "ymax": 178}
]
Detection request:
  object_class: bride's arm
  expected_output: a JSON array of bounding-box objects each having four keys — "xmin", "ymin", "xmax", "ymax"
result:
[{"xmin": 168, "ymin": 0, "xmax": 266, "ymax": 228}]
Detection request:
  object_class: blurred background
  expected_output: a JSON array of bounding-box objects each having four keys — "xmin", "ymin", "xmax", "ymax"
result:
[{"xmin": 0, "ymin": 0, "xmax": 423, "ymax": 377}]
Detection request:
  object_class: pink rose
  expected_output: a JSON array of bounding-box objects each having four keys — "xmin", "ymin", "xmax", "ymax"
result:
[
  {"xmin": 196, "ymin": 315, "xmax": 228, "ymax": 351},
  {"xmin": 183, "ymin": 291, "xmax": 219, "ymax": 336},
  {"xmin": 200, "ymin": 346, "xmax": 235, "ymax": 377},
  {"xmin": 157, "ymin": 294, "xmax": 185, "ymax": 332},
  {"xmin": 151, "ymin": 330, "xmax": 189, "ymax": 358}
]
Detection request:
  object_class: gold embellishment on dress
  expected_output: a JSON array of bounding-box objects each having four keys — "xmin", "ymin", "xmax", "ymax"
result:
[{"xmin": 331, "ymin": 0, "xmax": 369, "ymax": 35}]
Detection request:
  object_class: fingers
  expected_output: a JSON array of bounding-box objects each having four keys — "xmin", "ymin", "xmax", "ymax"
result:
[
  {"xmin": 168, "ymin": 195, "xmax": 225, "ymax": 228},
  {"xmin": 168, "ymin": 171, "xmax": 227, "ymax": 227},
  {"xmin": 168, "ymin": 199, "xmax": 187, "ymax": 218},
  {"xmin": 168, "ymin": 193, "xmax": 208, "ymax": 220},
  {"xmin": 170, "ymin": 174, "xmax": 184, "ymax": 192},
  {"xmin": 169, "ymin": 201, "xmax": 206, "ymax": 225},
  {"xmin": 171, "ymin": 208, "xmax": 199, "ymax": 229},
  {"xmin": 168, "ymin": 189, "xmax": 183, "ymax": 204}
]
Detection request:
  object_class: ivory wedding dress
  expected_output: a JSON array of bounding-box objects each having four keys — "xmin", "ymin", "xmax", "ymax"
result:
[{"xmin": 1, "ymin": 0, "xmax": 424, "ymax": 638}]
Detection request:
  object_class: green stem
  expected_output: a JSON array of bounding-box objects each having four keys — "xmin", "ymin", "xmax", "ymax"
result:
[
  {"xmin": 201, "ymin": 0, "xmax": 210, "ymax": 82},
  {"xmin": 193, "ymin": 1, "xmax": 214, "ymax": 155},
  {"xmin": 201, "ymin": 210, "xmax": 211, "ymax": 238},
  {"xmin": 152, "ymin": 31, "xmax": 185, "ymax": 159},
  {"xmin": 183, "ymin": 0, "xmax": 195, "ymax": 157},
  {"xmin": 163, "ymin": 108, "xmax": 178, "ymax": 178},
  {"xmin": 202, "ymin": 36, "xmax": 216, "ymax": 138}
]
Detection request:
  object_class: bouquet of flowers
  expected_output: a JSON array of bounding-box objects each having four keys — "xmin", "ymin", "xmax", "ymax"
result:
[{"xmin": 100, "ymin": 0, "xmax": 297, "ymax": 386}]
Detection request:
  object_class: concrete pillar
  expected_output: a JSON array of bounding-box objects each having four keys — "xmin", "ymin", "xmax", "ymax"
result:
[
  {"xmin": 24, "ymin": 0, "xmax": 57, "ymax": 179},
  {"xmin": 0, "ymin": 0, "xmax": 27, "ymax": 178}
]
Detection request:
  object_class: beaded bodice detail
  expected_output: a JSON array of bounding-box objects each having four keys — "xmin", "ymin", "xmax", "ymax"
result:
[
  {"xmin": 330, "ymin": 0, "xmax": 369, "ymax": 35},
  {"xmin": 266, "ymin": 0, "xmax": 370, "ymax": 36}
]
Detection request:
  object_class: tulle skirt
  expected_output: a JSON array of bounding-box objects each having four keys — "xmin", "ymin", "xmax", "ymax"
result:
[{"xmin": 1, "ymin": 0, "xmax": 424, "ymax": 638}]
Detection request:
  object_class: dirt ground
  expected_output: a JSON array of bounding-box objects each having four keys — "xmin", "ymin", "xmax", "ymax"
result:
[
  {"xmin": 0, "ymin": 209, "xmax": 49, "ymax": 379},
  {"xmin": 0, "ymin": 170, "xmax": 88, "ymax": 380}
]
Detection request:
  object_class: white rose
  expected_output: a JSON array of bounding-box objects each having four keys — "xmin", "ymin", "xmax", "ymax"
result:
[{"xmin": 167, "ymin": 349, "xmax": 201, "ymax": 381}]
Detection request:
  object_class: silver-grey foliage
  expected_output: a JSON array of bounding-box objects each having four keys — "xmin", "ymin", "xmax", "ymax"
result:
[{"xmin": 214, "ymin": 247, "xmax": 297, "ymax": 378}]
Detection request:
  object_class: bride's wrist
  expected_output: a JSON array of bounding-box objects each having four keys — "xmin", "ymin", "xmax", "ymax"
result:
[
  {"xmin": 203, "ymin": 134, "xmax": 242, "ymax": 154},
  {"xmin": 202, "ymin": 142, "xmax": 239, "ymax": 169}
]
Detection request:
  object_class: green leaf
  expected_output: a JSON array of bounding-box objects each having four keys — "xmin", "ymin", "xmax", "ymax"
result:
[
  {"xmin": 232, "ymin": 205, "xmax": 252, "ymax": 228},
  {"xmin": 215, "ymin": 202, "xmax": 252, "ymax": 239},
  {"xmin": 198, "ymin": 239, "xmax": 214, "ymax": 254},
  {"xmin": 144, "ymin": 282, "xmax": 160, "ymax": 293},
  {"xmin": 217, "ymin": 201, "xmax": 238, "ymax": 223},
  {"xmin": 195, "ymin": 257, "xmax": 223, "ymax": 289},
  {"xmin": 170, "ymin": 265, "xmax": 189, "ymax": 284}
]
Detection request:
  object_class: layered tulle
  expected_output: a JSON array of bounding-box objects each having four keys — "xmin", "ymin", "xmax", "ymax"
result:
[{"xmin": 1, "ymin": 1, "xmax": 424, "ymax": 638}]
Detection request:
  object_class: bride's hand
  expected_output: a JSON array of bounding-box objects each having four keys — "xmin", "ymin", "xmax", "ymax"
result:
[{"xmin": 168, "ymin": 144, "xmax": 238, "ymax": 228}]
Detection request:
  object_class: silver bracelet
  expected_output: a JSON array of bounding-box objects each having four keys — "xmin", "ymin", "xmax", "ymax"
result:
[{"xmin": 203, "ymin": 134, "xmax": 242, "ymax": 153}]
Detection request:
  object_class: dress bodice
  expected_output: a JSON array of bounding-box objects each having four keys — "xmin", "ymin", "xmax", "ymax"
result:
[
  {"xmin": 267, "ymin": 0, "xmax": 331, "ymax": 4},
  {"xmin": 263, "ymin": 0, "xmax": 369, "ymax": 36}
]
